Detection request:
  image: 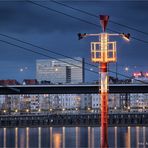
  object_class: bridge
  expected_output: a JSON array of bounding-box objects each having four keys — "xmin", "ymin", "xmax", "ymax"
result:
[{"xmin": 1, "ymin": 84, "xmax": 148, "ymax": 94}]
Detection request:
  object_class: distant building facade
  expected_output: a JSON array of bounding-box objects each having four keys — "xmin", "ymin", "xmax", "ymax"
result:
[
  {"xmin": 129, "ymin": 72, "xmax": 148, "ymax": 111},
  {"xmin": 36, "ymin": 57, "xmax": 84, "ymax": 84}
]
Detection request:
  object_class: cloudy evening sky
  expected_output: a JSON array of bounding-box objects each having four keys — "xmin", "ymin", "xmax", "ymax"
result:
[{"xmin": 0, "ymin": 0, "xmax": 148, "ymax": 82}]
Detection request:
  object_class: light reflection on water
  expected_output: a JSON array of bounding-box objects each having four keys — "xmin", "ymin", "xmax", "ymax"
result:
[
  {"xmin": 15, "ymin": 128, "xmax": 18, "ymax": 148},
  {"xmin": 0, "ymin": 126, "xmax": 147, "ymax": 148}
]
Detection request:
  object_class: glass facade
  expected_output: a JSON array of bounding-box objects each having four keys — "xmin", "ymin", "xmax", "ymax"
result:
[{"xmin": 36, "ymin": 57, "xmax": 84, "ymax": 84}]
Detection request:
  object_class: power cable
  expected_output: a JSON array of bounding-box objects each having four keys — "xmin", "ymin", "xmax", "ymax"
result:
[
  {"xmin": 51, "ymin": 0, "xmax": 148, "ymax": 36},
  {"xmin": 26, "ymin": 0, "xmax": 148, "ymax": 84},
  {"xmin": 0, "ymin": 1, "xmax": 143, "ymax": 84},
  {"xmin": 28, "ymin": 0, "xmax": 148, "ymax": 44},
  {"xmin": 27, "ymin": 0, "xmax": 116, "ymax": 33},
  {"xmin": 0, "ymin": 33, "xmax": 136, "ymax": 81},
  {"xmin": 0, "ymin": 37, "xmax": 147, "ymax": 84},
  {"xmin": 0, "ymin": 33, "xmax": 97, "ymax": 69},
  {"xmin": 0, "ymin": 39, "xmax": 98, "ymax": 75}
]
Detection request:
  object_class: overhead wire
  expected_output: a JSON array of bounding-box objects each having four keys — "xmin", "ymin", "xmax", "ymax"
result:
[
  {"xmin": 27, "ymin": 0, "xmax": 116, "ymax": 33},
  {"xmin": 1, "ymin": 38, "xmax": 147, "ymax": 84},
  {"xmin": 0, "ymin": 33, "xmax": 135, "ymax": 81},
  {"xmin": 0, "ymin": 33, "xmax": 97, "ymax": 69},
  {"xmin": 29, "ymin": 0, "xmax": 148, "ymax": 44},
  {"xmin": 0, "ymin": 39, "xmax": 98, "ymax": 75},
  {"xmin": 51, "ymin": 0, "xmax": 148, "ymax": 36},
  {"xmin": 27, "ymin": 0, "xmax": 148, "ymax": 84},
  {"xmin": 0, "ymin": 0, "xmax": 145, "ymax": 84}
]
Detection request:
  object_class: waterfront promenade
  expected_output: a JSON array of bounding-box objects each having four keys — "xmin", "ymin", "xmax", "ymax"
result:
[{"xmin": 0, "ymin": 112, "xmax": 147, "ymax": 127}]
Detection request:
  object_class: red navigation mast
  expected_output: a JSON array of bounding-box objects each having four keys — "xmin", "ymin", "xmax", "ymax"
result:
[{"xmin": 78, "ymin": 15, "xmax": 130, "ymax": 148}]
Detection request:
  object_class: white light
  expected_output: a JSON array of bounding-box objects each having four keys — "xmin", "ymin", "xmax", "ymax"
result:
[
  {"xmin": 20, "ymin": 68, "xmax": 24, "ymax": 72},
  {"xmin": 125, "ymin": 67, "xmax": 129, "ymax": 72}
]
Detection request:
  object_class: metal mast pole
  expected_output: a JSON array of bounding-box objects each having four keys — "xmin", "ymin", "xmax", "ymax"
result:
[
  {"xmin": 99, "ymin": 15, "xmax": 109, "ymax": 148},
  {"xmin": 100, "ymin": 35, "xmax": 108, "ymax": 148},
  {"xmin": 78, "ymin": 15, "xmax": 130, "ymax": 148}
]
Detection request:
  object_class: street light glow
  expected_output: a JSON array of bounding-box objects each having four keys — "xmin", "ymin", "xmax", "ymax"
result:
[{"xmin": 125, "ymin": 67, "xmax": 129, "ymax": 72}]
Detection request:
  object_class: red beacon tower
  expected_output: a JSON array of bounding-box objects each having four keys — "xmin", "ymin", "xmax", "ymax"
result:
[{"xmin": 78, "ymin": 15, "xmax": 130, "ymax": 148}]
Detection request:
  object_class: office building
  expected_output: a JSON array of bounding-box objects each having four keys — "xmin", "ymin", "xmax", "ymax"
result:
[{"xmin": 36, "ymin": 57, "xmax": 84, "ymax": 84}]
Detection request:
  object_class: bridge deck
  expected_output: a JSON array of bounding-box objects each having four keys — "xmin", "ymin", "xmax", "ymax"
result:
[{"xmin": 0, "ymin": 84, "xmax": 148, "ymax": 94}]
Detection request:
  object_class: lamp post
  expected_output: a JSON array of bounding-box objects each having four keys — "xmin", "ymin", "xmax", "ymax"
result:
[{"xmin": 78, "ymin": 15, "xmax": 130, "ymax": 148}]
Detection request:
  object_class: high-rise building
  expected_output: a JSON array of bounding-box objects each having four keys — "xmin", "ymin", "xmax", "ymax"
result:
[{"xmin": 36, "ymin": 57, "xmax": 84, "ymax": 84}]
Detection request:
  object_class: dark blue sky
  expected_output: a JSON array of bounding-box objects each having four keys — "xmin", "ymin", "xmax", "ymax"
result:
[{"xmin": 0, "ymin": 0, "xmax": 148, "ymax": 82}]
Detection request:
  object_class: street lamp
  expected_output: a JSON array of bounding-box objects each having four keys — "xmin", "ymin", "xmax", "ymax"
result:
[
  {"xmin": 127, "ymin": 106, "xmax": 130, "ymax": 112},
  {"xmin": 125, "ymin": 67, "xmax": 129, "ymax": 72},
  {"xmin": 78, "ymin": 15, "xmax": 130, "ymax": 148}
]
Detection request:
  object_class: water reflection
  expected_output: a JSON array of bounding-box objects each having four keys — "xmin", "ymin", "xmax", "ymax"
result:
[
  {"xmin": 38, "ymin": 127, "xmax": 41, "ymax": 148},
  {"xmin": 3, "ymin": 128, "xmax": 6, "ymax": 148},
  {"xmin": 26, "ymin": 127, "xmax": 29, "ymax": 148},
  {"xmin": 92, "ymin": 127, "xmax": 94, "ymax": 148},
  {"xmin": 53, "ymin": 133, "xmax": 61, "ymax": 148},
  {"xmin": 75, "ymin": 127, "xmax": 79, "ymax": 148},
  {"xmin": 62, "ymin": 127, "xmax": 65, "ymax": 148},
  {"xmin": 88, "ymin": 127, "xmax": 91, "ymax": 148},
  {"xmin": 143, "ymin": 127, "xmax": 146, "ymax": 148},
  {"xmin": 50, "ymin": 127, "xmax": 52, "ymax": 148},
  {"xmin": 114, "ymin": 127, "xmax": 117, "ymax": 148},
  {"xmin": 15, "ymin": 128, "xmax": 18, "ymax": 148},
  {"xmin": 136, "ymin": 126, "xmax": 139, "ymax": 148},
  {"xmin": 125, "ymin": 127, "xmax": 131, "ymax": 147},
  {"xmin": 0, "ymin": 126, "xmax": 148, "ymax": 147}
]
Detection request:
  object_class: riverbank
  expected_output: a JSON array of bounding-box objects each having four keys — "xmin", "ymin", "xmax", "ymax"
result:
[{"xmin": 0, "ymin": 113, "xmax": 147, "ymax": 127}]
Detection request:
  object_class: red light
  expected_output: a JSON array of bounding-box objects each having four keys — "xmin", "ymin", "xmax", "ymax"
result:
[{"xmin": 133, "ymin": 72, "xmax": 141, "ymax": 77}]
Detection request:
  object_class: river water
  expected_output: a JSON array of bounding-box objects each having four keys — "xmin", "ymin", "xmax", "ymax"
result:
[{"xmin": 0, "ymin": 126, "xmax": 147, "ymax": 148}]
